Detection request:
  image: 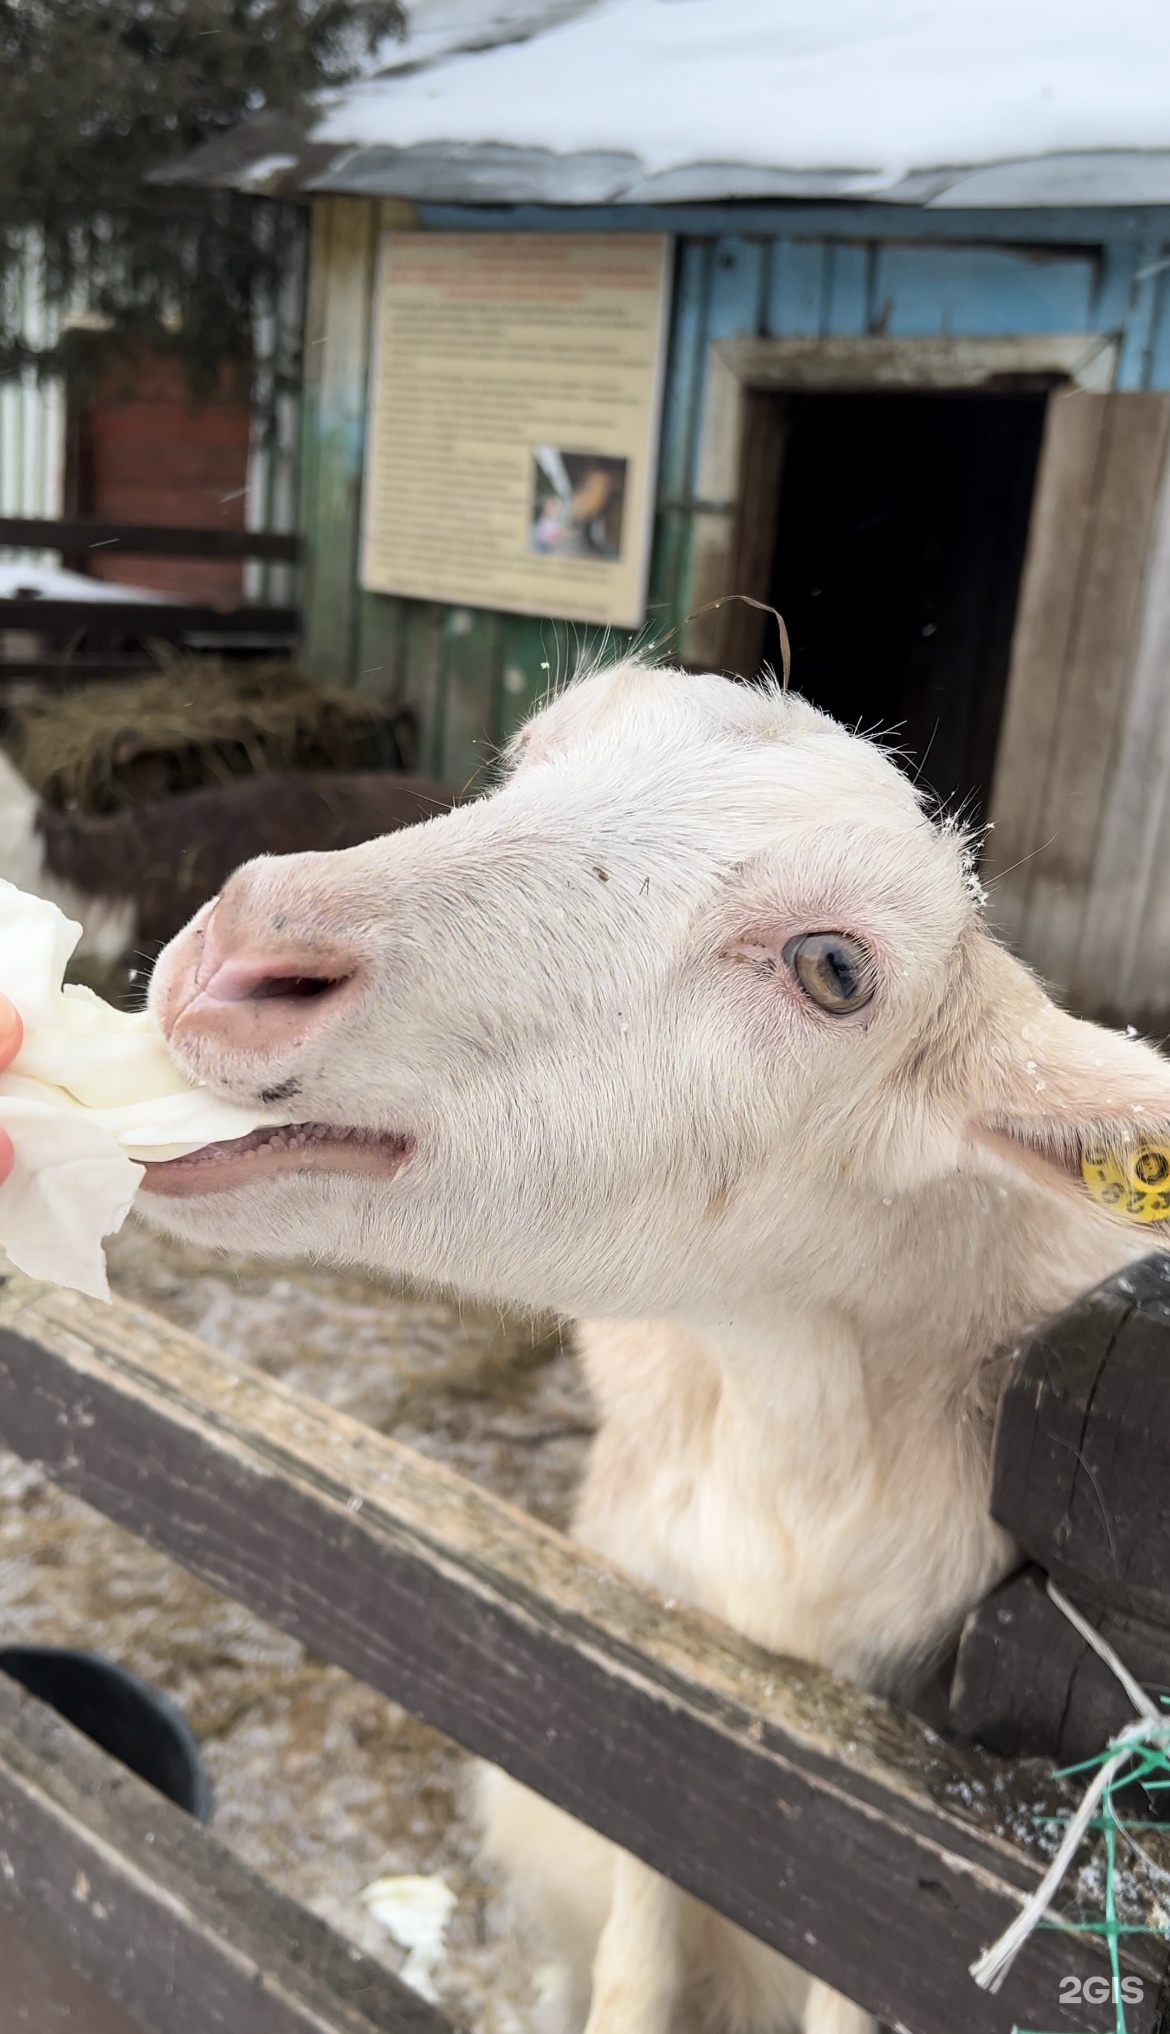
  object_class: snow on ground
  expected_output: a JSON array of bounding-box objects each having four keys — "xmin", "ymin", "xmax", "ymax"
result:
[
  {"xmin": 314, "ymin": 0, "xmax": 1170, "ymax": 188},
  {"xmin": 0, "ymin": 561, "xmax": 171, "ymax": 602},
  {"xmin": 0, "ymin": 1222, "xmax": 594, "ymax": 2029}
]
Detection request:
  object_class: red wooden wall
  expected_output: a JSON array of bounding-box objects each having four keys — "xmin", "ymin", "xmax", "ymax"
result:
[{"xmin": 69, "ymin": 353, "xmax": 252, "ymax": 604}]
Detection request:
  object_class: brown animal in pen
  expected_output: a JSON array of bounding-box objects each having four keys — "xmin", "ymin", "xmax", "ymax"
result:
[{"xmin": 0, "ymin": 750, "xmax": 453, "ymax": 972}]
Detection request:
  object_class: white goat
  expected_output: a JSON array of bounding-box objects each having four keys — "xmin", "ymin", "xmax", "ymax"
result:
[{"xmin": 140, "ymin": 661, "xmax": 1170, "ymax": 2034}]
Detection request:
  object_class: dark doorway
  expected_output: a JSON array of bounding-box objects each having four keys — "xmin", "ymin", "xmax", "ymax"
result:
[{"xmin": 761, "ymin": 391, "xmax": 1048, "ymax": 820}]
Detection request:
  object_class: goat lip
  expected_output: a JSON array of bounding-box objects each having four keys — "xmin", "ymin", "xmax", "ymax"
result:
[{"xmin": 138, "ymin": 1124, "xmax": 415, "ymax": 1198}]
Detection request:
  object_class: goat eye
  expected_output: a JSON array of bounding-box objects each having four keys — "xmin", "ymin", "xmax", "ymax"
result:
[{"xmin": 784, "ymin": 933, "xmax": 875, "ymax": 1015}]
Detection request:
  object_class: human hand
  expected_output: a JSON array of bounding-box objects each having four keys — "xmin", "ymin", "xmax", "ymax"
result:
[{"xmin": 0, "ymin": 995, "xmax": 23, "ymax": 1184}]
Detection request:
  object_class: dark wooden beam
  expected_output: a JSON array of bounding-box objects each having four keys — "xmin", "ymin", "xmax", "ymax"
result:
[
  {"xmin": 0, "ymin": 655, "xmax": 167, "ymax": 687},
  {"xmin": 0, "ymin": 1668, "xmax": 453, "ymax": 2034},
  {"xmin": 0, "ymin": 1274, "xmax": 1164, "ymax": 2034},
  {"xmin": 0, "ymin": 600, "xmax": 299, "ymax": 642},
  {"xmin": 0, "ymin": 518, "xmax": 300, "ymax": 562},
  {"xmin": 952, "ymin": 1563, "xmax": 1170, "ymax": 1771},
  {"xmin": 992, "ymin": 1253, "xmax": 1170, "ymax": 1624}
]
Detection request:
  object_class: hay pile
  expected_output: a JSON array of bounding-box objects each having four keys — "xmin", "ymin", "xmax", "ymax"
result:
[{"xmin": 3, "ymin": 656, "xmax": 416, "ymax": 814}]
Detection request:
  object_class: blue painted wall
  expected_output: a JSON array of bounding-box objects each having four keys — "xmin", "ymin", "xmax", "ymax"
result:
[{"xmin": 639, "ymin": 222, "xmax": 1170, "ymax": 660}]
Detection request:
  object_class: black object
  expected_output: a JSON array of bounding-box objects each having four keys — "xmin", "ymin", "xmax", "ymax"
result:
[
  {"xmin": 767, "ymin": 388, "xmax": 1047, "ymax": 823},
  {"xmin": 991, "ymin": 1251, "xmax": 1170, "ymax": 1622},
  {"xmin": 951, "ymin": 1564, "xmax": 1170, "ymax": 1762},
  {"xmin": 0, "ymin": 1646, "xmax": 211, "ymax": 1822},
  {"xmin": 951, "ymin": 1254, "xmax": 1170, "ymax": 1784}
]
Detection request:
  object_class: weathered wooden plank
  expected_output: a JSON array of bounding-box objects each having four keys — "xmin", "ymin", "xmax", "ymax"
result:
[
  {"xmin": 1116, "ymin": 242, "xmax": 1164, "ymax": 391},
  {"xmin": 683, "ymin": 337, "xmax": 746, "ymax": 665},
  {"xmin": 823, "ymin": 242, "xmax": 870, "ymax": 337},
  {"xmin": 765, "ymin": 240, "xmax": 825, "ymax": 339},
  {"xmin": 1148, "ymin": 256, "xmax": 1170, "ymax": 390},
  {"xmin": 990, "ymin": 1253, "xmax": 1170, "ymax": 1625},
  {"xmin": 0, "ymin": 1274, "xmax": 1164, "ymax": 2034},
  {"xmin": 657, "ymin": 239, "xmax": 713, "ymax": 502},
  {"xmin": 1015, "ymin": 393, "xmax": 1170, "ymax": 987},
  {"xmin": 652, "ymin": 238, "xmax": 713, "ymax": 636},
  {"xmin": 0, "ymin": 654, "xmax": 164, "ymax": 686},
  {"xmin": 1072, "ymin": 424, "xmax": 1170, "ymax": 1022},
  {"xmin": 701, "ymin": 335, "xmax": 1116, "ymax": 395},
  {"xmin": 0, "ymin": 520, "xmax": 301, "ymax": 562},
  {"xmin": 683, "ymin": 240, "xmax": 766, "ymax": 664},
  {"xmin": 0, "ymin": 601, "xmax": 299, "ymax": 640},
  {"xmin": 300, "ymin": 197, "xmax": 381, "ymax": 689},
  {"xmin": 722, "ymin": 390, "xmax": 787, "ymax": 676},
  {"xmin": 706, "ymin": 238, "xmax": 767, "ymax": 341},
  {"xmin": 394, "ymin": 600, "xmax": 448, "ymax": 779},
  {"xmin": 983, "ymin": 390, "xmax": 1110, "ymax": 951},
  {"xmin": 875, "ymin": 244, "xmax": 1097, "ymax": 338},
  {"xmin": 0, "ymin": 1902, "xmax": 144, "ymax": 2034},
  {"xmin": 439, "ymin": 607, "xmax": 501, "ymax": 796},
  {"xmin": 1093, "ymin": 244, "xmax": 1142, "ymax": 337},
  {"xmin": 352, "ymin": 590, "xmax": 406, "ymax": 707},
  {"xmin": 952, "ymin": 1564, "xmax": 1170, "ymax": 1773},
  {"xmin": 0, "ymin": 1669, "xmax": 451, "ymax": 2034},
  {"xmin": 412, "ymin": 201, "xmax": 1170, "ymax": 251}
]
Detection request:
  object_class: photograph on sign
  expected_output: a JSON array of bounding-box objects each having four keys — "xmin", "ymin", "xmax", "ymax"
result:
[
  {"xmin": 529, "ymin": 448, "xmax": 628, "ymax": 561},
  {"xmin": 360, "ymin": 234, "xmax": 671, "ymax": 629}
]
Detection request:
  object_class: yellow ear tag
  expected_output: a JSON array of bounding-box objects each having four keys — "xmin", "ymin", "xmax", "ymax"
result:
[{"xmin": 1081, "ymin": 1143, "xmax": 1170, "ymax": 1223}]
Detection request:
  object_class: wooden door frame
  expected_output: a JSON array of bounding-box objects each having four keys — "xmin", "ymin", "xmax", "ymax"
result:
[{"xmin": 682, "ymin": 332, "xmax": 1119, "ymax": 674}]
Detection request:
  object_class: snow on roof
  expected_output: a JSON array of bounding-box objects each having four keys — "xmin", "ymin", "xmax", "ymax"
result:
[
  {"xmin": 376, "ymin": 0, "xmax": 595, "ymax": 73},
  {"xmin": 315, "ymin": 0, "xmax": 1170, "ymax": 204},
  {"xmin": 171, "ymin": 0, "xmax": 1170, "ymax": 208}
]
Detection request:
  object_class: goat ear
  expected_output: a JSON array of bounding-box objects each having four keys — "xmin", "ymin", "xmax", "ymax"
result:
[{"xmin": 970, "ymin": 981, "xmax": 1170, "ymax": 1224}]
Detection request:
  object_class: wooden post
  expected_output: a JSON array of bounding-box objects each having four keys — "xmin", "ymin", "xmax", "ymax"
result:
[
  {"xmin": 299, "ymin": 198, "xmax": 381, "ymax": 689},
  {"xmin": 990, "ymin": 1252, "xmax": 1170, "ymax": 1622},
  {"xmin": 984, "ymin": 389, "xmax": 1170, "ymax": 1004},
  {"xmin": 953, "ymin": 1255, "xmax": 1170, "ymax": 1803},
  {"xmin": 951, "ymin": 1564, "xmax": 1170, "ymax": 1771}
]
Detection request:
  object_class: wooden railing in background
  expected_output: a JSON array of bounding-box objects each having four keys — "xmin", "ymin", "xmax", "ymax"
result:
[
  {"xmin": 0, "ymin": 519, "xmax": 301, "ymax": 681},
  {"xmin": 0, "ymin": 518, "xmax": 300, "ymax": 562}
]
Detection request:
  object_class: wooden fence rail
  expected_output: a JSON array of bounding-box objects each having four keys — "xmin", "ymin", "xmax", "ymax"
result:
[
  {"xmin": 0, "ymin": 600, "xmax": 298, "ymax": 640},
  {"xmin": 0, "ymin": 1271, "xmax": 1166, "ymax": 2034},
  {"xmin": 0, "ymin": 1668, "xmax": 448, "ymax": 2034},
  {"xmin": 0, "ymin": 518, "xmax": 300, "ymax": 561},
  {"xmin": 0, "ymin": 519, "xmax": 301, "ymax": 681}
]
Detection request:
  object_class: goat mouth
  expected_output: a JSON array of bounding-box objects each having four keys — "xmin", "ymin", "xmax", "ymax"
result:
[{"xmin": 139, "ymin": 1123, "xmax": 415, "ymax": 1198}]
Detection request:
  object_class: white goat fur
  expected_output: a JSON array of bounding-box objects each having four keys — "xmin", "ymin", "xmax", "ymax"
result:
[{"xmin": 144, "ymin": 662, "xmax": 1170, "ymax": 2034}]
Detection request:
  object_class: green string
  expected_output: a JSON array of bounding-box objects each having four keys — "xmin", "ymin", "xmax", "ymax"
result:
[{"xmin": 1014, "ymin": 1738, "xmax": 1170, "ymax": 2034}]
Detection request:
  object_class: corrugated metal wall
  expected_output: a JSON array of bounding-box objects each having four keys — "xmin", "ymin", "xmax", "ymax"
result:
[
  {"xmin": 0, "ymin": 236, "xmax": 65, "ymax": 563},
  {"xmin": 245, "ymin": 206, "xmax": 307, "ymax": 609},
  {"xmin": 0, "ymin": 218, "xmax": 305, "ymax": 591}
]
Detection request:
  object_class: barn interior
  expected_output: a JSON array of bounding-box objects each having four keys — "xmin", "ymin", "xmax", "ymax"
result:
[{"xmin": 761, "ymin": 388, "xmax": 1049, "ymax": 821}]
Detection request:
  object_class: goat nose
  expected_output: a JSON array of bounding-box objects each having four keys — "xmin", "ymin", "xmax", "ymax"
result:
[{"xmin": 154, "ymin": 889, "xmax": 364, "ymax": 1064}]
